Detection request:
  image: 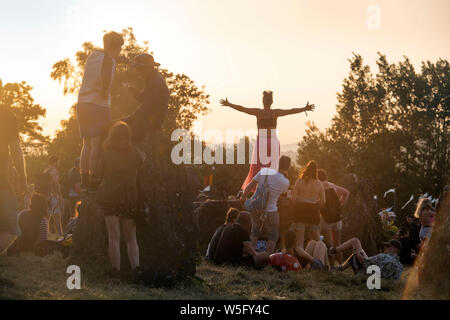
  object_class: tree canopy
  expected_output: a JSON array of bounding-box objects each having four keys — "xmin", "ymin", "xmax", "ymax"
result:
[
  {"xmin": 297, "ymin": 53, "xmax": 449, "ymax": 217},
  {"xmin": 0, "ymin": 79, "xmax": 48, "ymax": 151}
]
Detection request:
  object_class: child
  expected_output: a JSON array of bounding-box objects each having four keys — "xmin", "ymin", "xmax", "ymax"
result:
[
  {"xmin": 96, "ymin": 121, "xmax": 142, "ymax": 277},
  {"xmin": 414, "ymin": 198, "xmax": 436, "ymax": 242},
  {"xmin": 77, "ymin": 31, "xmax": 125, "ymax": 194}
]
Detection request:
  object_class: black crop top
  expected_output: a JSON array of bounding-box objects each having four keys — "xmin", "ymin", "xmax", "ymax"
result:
[{"xmin": 257, "ymin": 117, "xmax": 278, "ymax": 129}]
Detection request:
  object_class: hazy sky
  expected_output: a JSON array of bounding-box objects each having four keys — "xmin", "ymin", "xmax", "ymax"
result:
[{"xmin": 0, "ymin": 0, "xmax": 449, "ymax": 144}]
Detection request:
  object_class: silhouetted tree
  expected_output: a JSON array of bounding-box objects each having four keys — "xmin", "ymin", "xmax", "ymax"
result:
[{"xmin": 0, "ymin": 79, "xmax": 48, "ymax": 151}]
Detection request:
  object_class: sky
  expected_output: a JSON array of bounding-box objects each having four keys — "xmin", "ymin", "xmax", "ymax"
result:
[{"xmin": 0, "ymin": 0, "xmax": 449, "ymax": 144}]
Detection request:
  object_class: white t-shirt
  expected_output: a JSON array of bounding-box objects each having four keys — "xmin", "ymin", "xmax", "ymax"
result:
[
  {"xmin": 253, "ymin": 168, "xmax": 290, "ymax": 212},
  {"xmin": 78, "ymin": 50, "xmax": 116, "ymax": 108}
]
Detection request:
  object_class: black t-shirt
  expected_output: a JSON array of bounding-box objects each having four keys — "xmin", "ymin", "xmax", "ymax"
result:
[
  {"xmin": 399, "ymin": 237, "xmax": 416, "ymax": 265},
  {"xmin": 213, "ymin": 223, "xmax": 250, "ymax": 265},
  {"xmin": 0, "ymin": 108, "xmax": 19, "ymax": 190},
  {"xmin": 135, "ymin": 71, "xmax": 169, "ymax": 126},
  {"xmin": 206, "ymin": 224, "xmax": 227, "ymax": 261}
]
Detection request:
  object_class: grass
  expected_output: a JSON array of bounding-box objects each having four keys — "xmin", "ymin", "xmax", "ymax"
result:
[{"xmin": 0, "ymin": 251, "xmax": 439, "ymax": 300}]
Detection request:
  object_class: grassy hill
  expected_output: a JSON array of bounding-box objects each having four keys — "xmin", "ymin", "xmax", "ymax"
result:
[{"xmin": 0, "ymin": 251, "xmax": 440, "ymax": 300}]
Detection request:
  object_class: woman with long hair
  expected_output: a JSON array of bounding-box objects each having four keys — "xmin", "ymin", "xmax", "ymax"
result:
[
  {"xmin": 413, "ymin": 198, "xmax": 435, "ymax": 243},
  {"xmin": 220, "ymin": 91, "xmax": 314, "ymax": 190},
  {"xmin": 96, "ymin": 121, "xmax": 142, "ymax": 277},
  {"xmin": 291, "ymin": 160, "xmax": 325, "ymax": 248}
]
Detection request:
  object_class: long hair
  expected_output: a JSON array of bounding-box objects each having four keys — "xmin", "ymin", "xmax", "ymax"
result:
[
  {"xmin": 414, "ymin": 198, "xmax": 433, "ymax": 219},
  {"xmin": 102, "ymin": 121, "xmax": 132, "ymax": 152},
  {"xmin": 30, "ymin": 194, "xmax": 48, "ymax": 219},
  {"xmin": 298, "ymin": 160, "xmax": 318, "ymax": 182}
]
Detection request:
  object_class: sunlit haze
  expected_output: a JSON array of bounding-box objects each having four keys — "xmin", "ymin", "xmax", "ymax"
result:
[{"xmin": 1, "ymin": 0, "xmax": 449, "ymax": 144}]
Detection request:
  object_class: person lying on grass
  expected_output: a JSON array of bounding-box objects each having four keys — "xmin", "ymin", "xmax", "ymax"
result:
[
  {"xmin": 283, "ymin": 230, "xmax": 329, "ymax": 270},
  {"xmin": 329, "ymin": 237, "xmax": 403, "ymax": 280},
  {"xmin": 206, "ymin": 207, "xmax": 239, "ymax": 261},
  {"xmin": 212, "ymin": 211, "xmax": 269, "ymax": 269}
]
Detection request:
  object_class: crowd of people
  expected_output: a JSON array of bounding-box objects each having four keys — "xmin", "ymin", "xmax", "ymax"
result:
[
  {"xmin": 0, "ymin": 31, "xmax": 169, "ymax": 280},
  {"xmin": 0, "ymin": 30, "xmax": 445, "ymax": 286},
  {"xmin": 206, "ymin": 156, "xmax": 445, "ymax": 281}
]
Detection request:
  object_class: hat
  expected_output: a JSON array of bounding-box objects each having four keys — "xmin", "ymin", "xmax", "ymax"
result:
[
  {"xmin": 384, "ymin": 239, "xmax": 402, "ymax": 251},
  {"xmin": 133, "ymin": 53, "xmax": 160, "ymax": 67}
]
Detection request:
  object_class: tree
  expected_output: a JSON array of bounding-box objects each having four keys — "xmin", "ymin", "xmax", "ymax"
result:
[
  {"xmin": 0, "ymin": 79, "xmax": 48, "ymax": 151},
  {"xmin": 297, "ymin": 53, "xmax": 449, "ymax": 220},
  {"xmin": 48, "ymin": 27, "xmax": 209, "ymax": 171}
]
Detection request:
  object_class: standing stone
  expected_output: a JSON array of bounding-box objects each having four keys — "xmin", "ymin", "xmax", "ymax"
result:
[
  {"xmin": 69, "ymin": 132, "xmax": 200, "ymax": 286},
  {"xmin": 338, "ymin": 173, "xmax": 384, "ymax": 256},
  {"xmin": 417, "ymin": 194, "xmax": 449, "ymax": 297}
]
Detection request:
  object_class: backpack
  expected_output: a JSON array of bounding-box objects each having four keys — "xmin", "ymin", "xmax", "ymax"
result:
[
  {"xmin": 321, "ymin": 188, "xmax": 342, "ymax": 223},
  {"xmin": 244, "ymin": 174, "xmax": 270, "ymax": 212}
]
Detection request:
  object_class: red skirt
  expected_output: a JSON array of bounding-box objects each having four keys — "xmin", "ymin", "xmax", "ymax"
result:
[{"xmin": 241, "ymin": 129, "xmax": 280, "ymax": 191}]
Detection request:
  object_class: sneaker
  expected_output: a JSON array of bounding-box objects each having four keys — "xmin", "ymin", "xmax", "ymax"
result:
[
  {"xmin": 328, "ymin": 246, "xmax": 337, "ymax": 256},
  {"xmin": 332, "ymin": 265, "xmax": 345, "ymax": 272},
  {"xmin": 311, "ymin": 258, "xmax": 325, "ymax": 270}
]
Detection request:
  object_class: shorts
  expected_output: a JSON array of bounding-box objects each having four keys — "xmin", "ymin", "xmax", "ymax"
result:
[
  {"xmin": 102, "ymin": 202, "xmax": 138, "ymax": 220},
  {"xmin": 291, "ymin": 222, "xmax": 320, "ymax": 234},
  {"xmin": 419, "ymin": 226, "xmax": 432, "ymax": 241},
  {"xmin": 320, "ymin": 217, "xmax": 343, "ymax": 231},
  {"xmin": 0, "ymin": 189, "xmax": 19, "ymax": 235},
  {"xmin": 77, "ymin": 102, "xmax": 112, "ymax": 138},
  {"xmin": 251, "ymin": 211, "xmax": 279, "ymax": 242}
]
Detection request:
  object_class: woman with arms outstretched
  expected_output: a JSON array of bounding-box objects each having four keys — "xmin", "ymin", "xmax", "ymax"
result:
[{"xmin": 220, "ymin": 91, "xmax": 315, "ymax": 190}]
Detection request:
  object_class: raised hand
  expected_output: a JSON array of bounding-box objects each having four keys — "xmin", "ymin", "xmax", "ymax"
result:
[
  {"xmin": 304, "ymin": 101, "xmax": 315, "ymax": 112},
  {"xmin": 220, "ymin": 98, "xmax": 231, "ymax": 107}
]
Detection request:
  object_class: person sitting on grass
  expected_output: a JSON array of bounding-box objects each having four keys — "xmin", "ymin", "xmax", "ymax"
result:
[
  {"xmin": 96, "ymin": 121, "xmax": 143, "ymax": 279},
  {"xmin": 283, "ymin": 230, "xmax": 329, "ymax": 270},
  {"xmin": 206, "ymin": 207, "xmax": 239, "ymax": 261},
  {"xmin": 213, "ymin": 211, "xmax": 269, "ymax": 269},
  {"xmin": 329, "ymin": 237, "xmax": 403, "ymax": 280},
  {"xmin": 15, "ymin": 193, "xmax": 49, "ymax": 253}
]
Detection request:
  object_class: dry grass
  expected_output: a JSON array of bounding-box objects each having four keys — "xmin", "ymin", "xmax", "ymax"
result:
[{"xmin": 0, "ymin": 252, "xmax": 439, "ymax": 300}]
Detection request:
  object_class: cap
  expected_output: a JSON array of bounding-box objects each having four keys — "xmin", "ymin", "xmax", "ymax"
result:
[
  {"xmin": 384, "ymin": 239, "xmax": 402, "ymax": 251},
  {"xmin": 134, "ymin": 53, "xmax": 160, "ymax": 67}
]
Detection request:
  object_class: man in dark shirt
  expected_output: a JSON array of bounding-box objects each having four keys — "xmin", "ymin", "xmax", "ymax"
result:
[
  {"xmin": 206, "ymin": 207, "xmax": 239, "ymax": 261},
  {"xmin": 398, "ymin": 228, "xmax": 417, "ymax": 265},
  {"xmin": 213, "ymin": 211, "xmax": 269, "ymax": 268},
  {"xmin": 125, "ymin": 53, "xmax": 169, "ymax": 143},
  {"xmin": 0, "ymin": 107, "xmax": 27, "ymax": 254}
]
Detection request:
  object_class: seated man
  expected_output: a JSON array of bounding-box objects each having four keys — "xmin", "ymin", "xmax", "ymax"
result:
[
  {"xmin": 213, "ymin": 212, "xmax": 268, "ymax": 268},
  {"xmin": 330, "ymin": 237, "xmax": 403, "ymax": 280},
  {"xmin": 206, "ymin": 207, "xmax": 239, "ymax": 261}
]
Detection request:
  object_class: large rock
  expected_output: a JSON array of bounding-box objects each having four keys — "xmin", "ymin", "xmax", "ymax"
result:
[
  {"xmin": 70, "ymin": 132, "xmax": 199, "ymax": 285},
  {"xmin": 417, "ymin": 193, "xmax": 449, "ymax": 296},
  {"xmin": 195, "ymin": 199, "xmax": 243, "ymax": 250},
  {"xmin": 338, "ymin": 173, "xmax": 384, "ymax": 256}
]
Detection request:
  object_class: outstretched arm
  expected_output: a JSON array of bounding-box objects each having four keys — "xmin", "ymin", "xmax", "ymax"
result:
[
  {"xmin": 220, "ymin": 98, "xmax": 259, "ymax": 116},
  {"xmin": 273, "ymin": 101, "xmax": 315, "ymax": 117}
]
